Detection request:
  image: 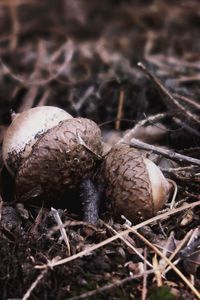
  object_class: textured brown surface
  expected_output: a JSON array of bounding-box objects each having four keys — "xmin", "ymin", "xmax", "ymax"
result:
[
  {"xmin": 102, "ymin": 144, "xmax": 153, "ymax": 223},
  {"xmin": 15, "ymin": 118, "xmax": 102, "ymax": 202},
  {"xmin": 3, "ymin": 106, "xmax": 72, "ymax": 175}
]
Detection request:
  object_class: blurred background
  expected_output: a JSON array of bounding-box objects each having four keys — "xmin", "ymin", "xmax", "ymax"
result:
[{"xmin": 0, "ymin": 0, "xmax": 200, "ymax": 144}]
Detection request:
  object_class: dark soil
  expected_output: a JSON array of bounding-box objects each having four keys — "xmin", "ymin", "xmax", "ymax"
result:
[{"xmin": 0, "ymin": 1, "xmax": 200, "ymax": 299}]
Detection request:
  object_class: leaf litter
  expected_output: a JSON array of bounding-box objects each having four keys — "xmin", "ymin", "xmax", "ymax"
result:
[{"xmin": 0, "ymin": 1, "xmax": 200, "ymax": 299}]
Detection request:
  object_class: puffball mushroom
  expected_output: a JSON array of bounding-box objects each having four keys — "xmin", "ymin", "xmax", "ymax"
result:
[
  {"xmin": 2, "ymin": 106, "xmax": 103, "ymax": 224},
  {"xmin": 14, "ymin": 117, "xmax": 103, "ymax": 202},
  {"xmin": 101, "ymin": 144, "xmax": 171, "ymax": 222},
  {"xmin": 2, "ymin": 106, "xmax": 72, "ymax": 176}
]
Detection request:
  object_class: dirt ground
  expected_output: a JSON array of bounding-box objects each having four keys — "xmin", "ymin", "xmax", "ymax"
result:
[{"xmin": 0, "ymin": 1, "xmax": 200, "ymax": 299}]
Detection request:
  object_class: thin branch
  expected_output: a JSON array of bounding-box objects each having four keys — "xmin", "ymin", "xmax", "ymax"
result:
[
  {"xmin": 115, "ymin": 89, "xmax": 125, "ymax": 130},
  {"xmin": 67, "ymin": 269, "xmax": 157, "ymax": 300},
  {"xmin": 137, "ymin": 62, "xmax": 200, "ymax": 126},
  {"xmin": 21, "ymin": 268, "xmax": 48, "ymax": 300},
  {"xmin": 9, "ymin": 1, "xmax": 20, "ymax": 51},
  {"xmin": 174, "ymin": 93, "xmax": 200, "ymax": 111},
  {"xmin": 172, "ymin": 117, "xmax": 200, "ymax": 138},
  {"xmin": 72, "ymin": 86, "xmax": 95, "ymax": 112},
  {"xmin": 21, "ymin": 256, "xmax": 61, "ymax": 300},
  {"xmin": 0, "ymin": 40, "xmax": 74, "ymax": 87},
  {"xmin": 129, "ymin": 138, "xmax": 200, "ymax": 166},
  {"xmin": 117, "ymin": 112, "xmax": 167, "ymax": 145}
]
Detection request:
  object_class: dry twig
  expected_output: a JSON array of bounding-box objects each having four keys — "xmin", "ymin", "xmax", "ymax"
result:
[
  {"xmin": 137, "ymin": 62, "xmax": 200, "ymax": 126},
  {"xmin": 0, "ymin": 40, "xmax": 75, "ymax": 86},
  {"xmin": 129, "ymin": 138, "xmax": 200, "ymax": 166},
  {"xmin": 102, "ymin": 221, "xmax": 153, "ymax": 269},
  {"xmin": 67, "ymin": 269, "xmax": 157, "ymax": 300},
  {"xmin": 115, "ymin": 89, "xmax": 125, "ymax": 130},
  {"xmin": 141, "ymin": 248, "xmax": 148, "ymax": 300},
  {"xmin": 22, "ymin": 268, "xmax": 48, "ymax": 300},
  {"xmin": 47, "ymin": 220, "xmax": 99, "ymax": 238},
  {"xmin": 117, "ymin": 113, "xmax": 167, "ymax": 145},
  {"xmin": 35, "ymin": 200, "xmax": 200, "ymax": 270},
  {"xmin": 9, "ymin": 1, "xmax": 20, "ymax": 51},
  {"xmin": 163, "ymin": 229, "xmax": 193, "ymax": 275},
  {"xmin": 27, "ymin": 201, "xmax": 200, "ymax": 300},
  {"xmin": 124, "ymin": 224, "xmax": 200, "ymax": 299}
]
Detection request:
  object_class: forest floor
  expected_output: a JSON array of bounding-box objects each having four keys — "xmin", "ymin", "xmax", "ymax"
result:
[{"xmin": 0, "ymin": 1, "xmax": 200, "ymax": 299}]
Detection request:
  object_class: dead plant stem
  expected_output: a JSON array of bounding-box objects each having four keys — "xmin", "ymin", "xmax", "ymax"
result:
[
  {"xmin": 35, "ymin": 200, "xmax": 200, "ymax": 270},
  {"xmin": 130, "ymin": 138, "xmax": 200, "ymax": 166},
  {"xmin": 124, "ymin": 224, "xmax": 200, "ymax": 299}
]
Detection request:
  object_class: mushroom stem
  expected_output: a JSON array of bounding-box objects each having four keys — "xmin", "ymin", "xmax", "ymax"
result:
[{"xmin": 79, "ymin": 179, "xmax": 100, "ymax": 225}]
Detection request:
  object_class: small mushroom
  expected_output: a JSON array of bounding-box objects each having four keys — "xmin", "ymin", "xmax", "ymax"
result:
[
  {"xmin": 3, "ymin": 106, "xmax": 72, "ymax": 175},
  {"xmin": 15, "ymin": 117, "xmax": 103, "ymax": 203},
  {"xmin": 101, "ymin": 144, "xmax": 171, "ymax": 223},
  {"xmin": 2, "ymin": 106, "xmax": 103, "ymax": 224}
]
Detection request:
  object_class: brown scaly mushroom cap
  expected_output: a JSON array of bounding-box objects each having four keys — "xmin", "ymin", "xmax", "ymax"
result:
[
  {"xmin": 3, "ymin": 106, "xmax": 72, "ymax": 175},
  {"xmin": 101, "ymin": 144, "xmax": 171, "ymax": 223},
  {"xmin": 15, "ymin": 117, "xmax": 103, "ymax": 202}
]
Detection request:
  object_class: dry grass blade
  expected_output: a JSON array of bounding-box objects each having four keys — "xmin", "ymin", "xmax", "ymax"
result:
[
  {"xmin": 174, "ymin": 93, "xmax": 200, "ymax": 111},
  {"xmin": 51, "ymin": 207, "xmax": 71, "ymax": 256},
  {"xmin": 21, "ymin": 256, "xmax": 61, "ymax": 300},
  {"xmin": 137, "ymin": 62, "xmax": 200, "ymax": 126},
  {"xmin": 47, "ymin": 220, "xmax": 98, "ymax": 238},
  {"xmin": 21, "ymin": 268, "xmax": 48, "ymax": 300},
  {"xmin": 67, "ymin": 269, "xmax": 157, "ymax": 300},
  {"xmin": 0, "ymin": 40, "xmax": 74, "ymax": 86},
  {"xmin": 115, "ymin": 89, "xmax": 125, "ymax": 130},
  {"xmin": 9, "ymin": 2, "xmax": 20, "ymax": 50},
  {"xmin": 102, "ymin": 221, "xmax": 153, "ymax": 269},
  {"xmin": 124, "ymin": 224, "xmax": 200, "ymax": 299},
  {"xmin": 23, "ymin": 203, "xmax": 200, "ymax": 300},
  {"xmin": 163, "ymin": 230, "xmax": 193, "ymax": 275},
  {"xmin": 73, "ymin": 86, "xmax": 95, "ymax": 112},
  {"xmin": 153, "ymin": 254, "xmax": 162, "ymax": 287},
  {"xmin": 35, "ymin": 200, "xmax": 200, "ymax": 270},
  {"xmin": 142, "ymin": 247, "xmax": 148, "ymax": 300}
]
